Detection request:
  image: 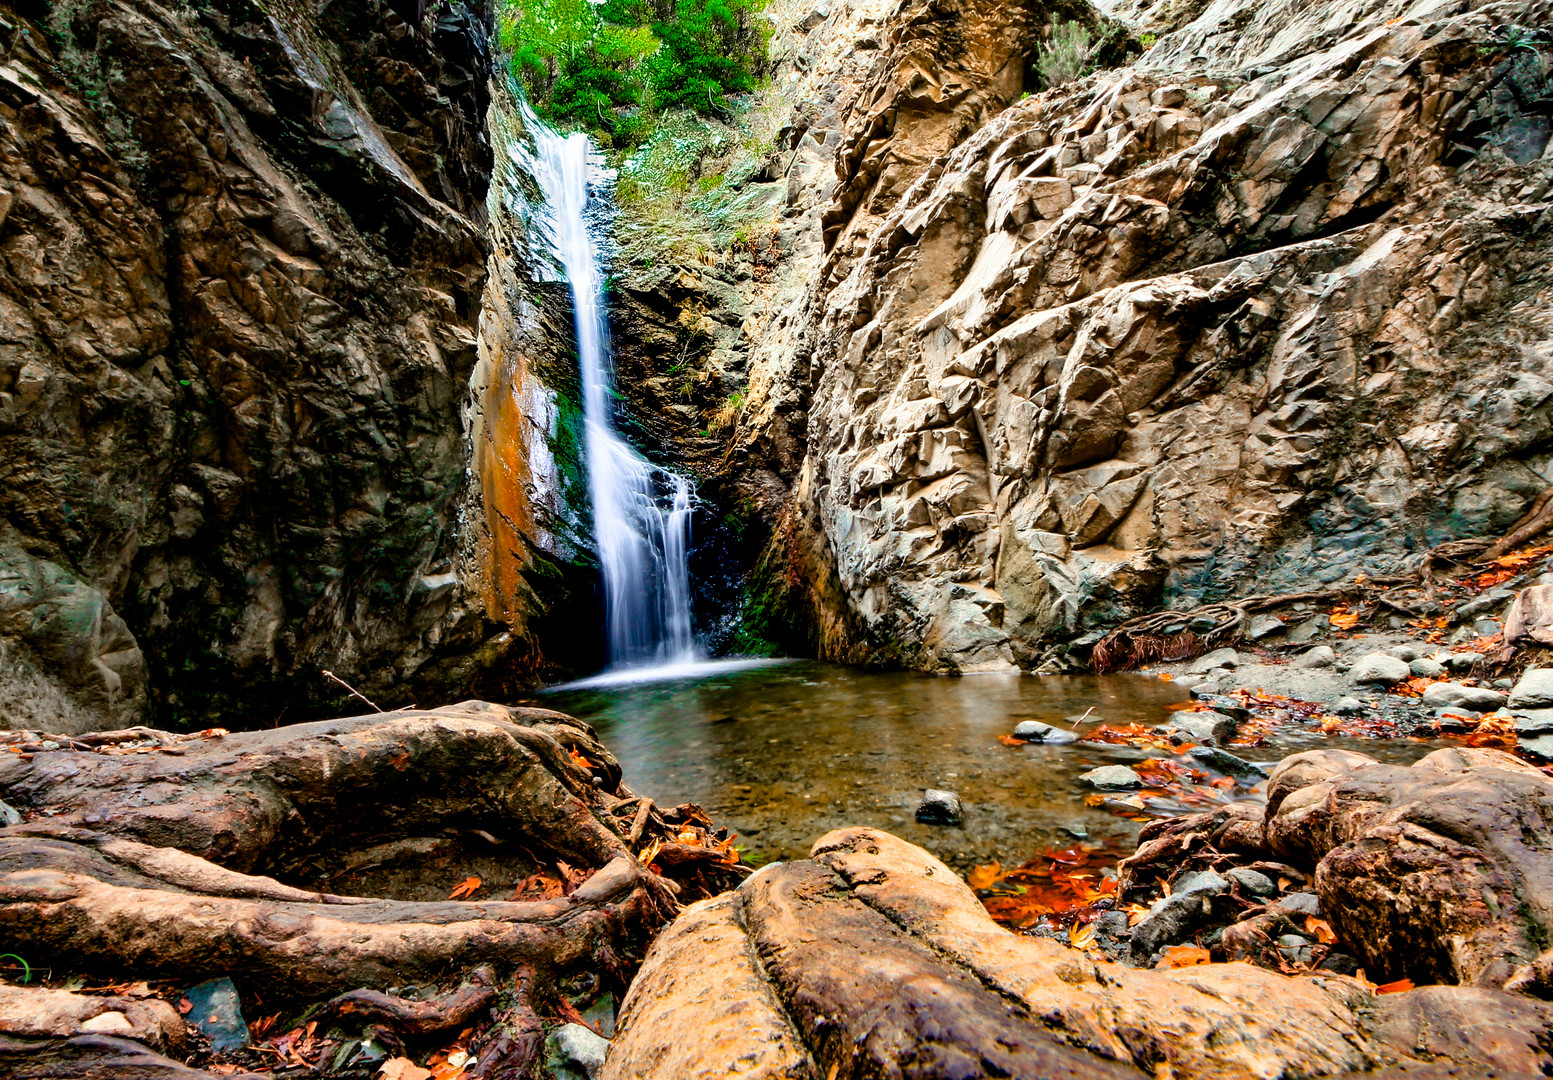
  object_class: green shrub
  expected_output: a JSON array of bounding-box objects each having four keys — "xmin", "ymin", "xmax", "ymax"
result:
[{"xmin": 1037, "ymin": 19, "xmax": 1092, "ymax": 89}]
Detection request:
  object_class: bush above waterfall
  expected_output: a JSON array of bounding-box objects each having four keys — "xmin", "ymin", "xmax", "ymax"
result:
[{"xmin": 498, "ymin": 0, "xmax": 770, "ymax": 146}]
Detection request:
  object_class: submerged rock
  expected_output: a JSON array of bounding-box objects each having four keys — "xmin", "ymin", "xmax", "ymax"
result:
[{"xmin": 1188, "ymin": 746, "xmax": 1269, "ymax": 779}]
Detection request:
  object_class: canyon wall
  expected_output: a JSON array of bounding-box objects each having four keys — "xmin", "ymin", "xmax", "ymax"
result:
[
  {"xmin": 0, "ymin": 0, "xmax": 545, "ymax": 729},
  {"xmin": 727, "ymin": 0, "xmax": 1553, "ymax": 670}
]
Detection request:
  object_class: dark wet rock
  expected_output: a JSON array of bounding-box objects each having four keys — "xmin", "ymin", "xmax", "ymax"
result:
[
  {"xmin": 1012, "ymin": 720, "xmax": 1078, "ymax": 744},
  {"xmin": 1162, "ymin": 710, "xmax": 1236, "ymax": 746},
  {"xmin": 1420, "ymin": 683, "xmax": 1508, "ymax": 712},
  {"xmin": 1350, "ymin": 654, "xmax": 1411, "ymax": 686},
  {"xmin": 1272, "ymin": 892, "xmax": 1321, "ymax": 918},
  {"xmin": 1130, "ymin": 870, "xmax": 1230, "ymax": 959},
  {"xmin": 915, "ymin": 789, "xmax": 963, "ymax": 826},
  {"xmin": 1189, "ymin": 746, "xmax": 1269, "ymax": 779},
  {"xmin": 1078, "ymin": 766, "xmax": 1142, "ymax": 791},
  {"xmin": 1188, "ymin": 693, "xmax": 1251, "ymax": 722},
  {"xmin": 183, "ymin": 977, "xmax": 247, "ymax": 1054},
  {"xmin": 1226, "ymin": 867, "xmax": 1276, "ymax": 897},
  {"xmin": 549, "ymin": 1023, "xmax": 610, "ymax": 1080}
]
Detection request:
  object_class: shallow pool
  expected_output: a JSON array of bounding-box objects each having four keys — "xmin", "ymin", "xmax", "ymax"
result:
[{"xmin": 539, "ymin": 660, "xmax": 1441, "ymax": 871}]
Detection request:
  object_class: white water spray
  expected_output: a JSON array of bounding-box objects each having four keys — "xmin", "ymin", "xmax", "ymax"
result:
[{"xmin": 517, "ymin": 104, "xmax": 699, "ymax": 670}]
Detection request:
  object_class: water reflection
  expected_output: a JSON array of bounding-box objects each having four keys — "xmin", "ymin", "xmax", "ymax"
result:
[{"xmin": 542, "ymin": 662, "xmax": 1443, "ymax": 872}]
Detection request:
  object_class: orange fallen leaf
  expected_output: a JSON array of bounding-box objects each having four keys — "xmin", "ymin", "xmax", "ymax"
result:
[
  {"xmin": 998, "ymin": 734, "xmax": 1025, "ymax": 746},
  {"xmin": 1375, "ymin": 978, "xmax": 1415, "ymax": 994},
  {"xmin": 1306, "ymin": 916, "xmax": 1338, "ymax": 945},
  {"xmin": 967, "ymin": 863, "xmax": 1001, "ymax": 890},
  {"xmin": 1069, "ymin": 921, "xmax": 1097, "ymax": 949},
  {"xmin": 1157, "ymin": 672, "xmax": 1173, "ymax": 681},
  {"xmin": 1330, "ymin": 611, "xmax": 1359, "ymax": 630},
  {"xmin": 448, "ymin": 876, "xmax": 482, "ymax": 900},
  {"xmin": 1156, "ymin": 944, "xmax": 1212, "ymax": 969},
  {"xmin": 379, "ymin": 1059, "xmax": 433, "ymax": 1080}
]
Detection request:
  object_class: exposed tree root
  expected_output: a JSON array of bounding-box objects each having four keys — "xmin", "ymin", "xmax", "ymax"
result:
[{"xmin": 0, "ymin": 703, "xmax": 744, "ymax": 1078}]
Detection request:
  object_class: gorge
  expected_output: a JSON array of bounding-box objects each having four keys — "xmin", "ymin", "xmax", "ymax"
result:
[{"xmin": 4, "ymin": 0, "xmax": 1553, "ymax": 1076}]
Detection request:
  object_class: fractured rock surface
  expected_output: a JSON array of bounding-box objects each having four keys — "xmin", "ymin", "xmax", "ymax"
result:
[{"xmin": 734, "ymin": 0, "xmax": 1553, "ymax": 671}]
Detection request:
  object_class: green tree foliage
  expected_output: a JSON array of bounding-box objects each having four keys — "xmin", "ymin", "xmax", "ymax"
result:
[{"xmin": 498, "ymin": 0, "xmax": 768, "ymax": 145}]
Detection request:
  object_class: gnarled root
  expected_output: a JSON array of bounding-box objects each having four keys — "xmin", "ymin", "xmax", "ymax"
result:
[{"xmin": 0, "ymin": 703, "xmax": 740, "ymax": 1077}]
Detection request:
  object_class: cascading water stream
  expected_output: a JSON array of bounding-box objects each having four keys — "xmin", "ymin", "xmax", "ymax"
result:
[{"xmin": 519, "ymin": 103, "xmax": 699, "ymax": 670}]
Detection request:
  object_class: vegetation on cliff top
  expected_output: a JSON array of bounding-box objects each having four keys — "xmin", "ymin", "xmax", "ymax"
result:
[{"xmin": 498, "ymin": 0, "xmax": 770, "ymax": 148}]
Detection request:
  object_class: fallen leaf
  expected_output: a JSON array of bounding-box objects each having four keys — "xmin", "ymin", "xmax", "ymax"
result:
[
  {"xmin": 379, "ymin": 1058, "xmax": 433, "ymax": 1080},
  {"xmin": 1156, "ymin": 944, "xmax": 1212, "ymax": 969},
  {"xmin": 1374, "ymin": 978, "xmax": 1415, "ymax": 995},
  {"xmin": 997, "ymin": 734, "xmax": 1025, "ymax": 747},
  {"xmin": 1306, "ymin": 916, "xmax": 1338, "ymax": 945},
  {"xmin": 966, "ymin": 863, "xmax": 1001, "ymax": 890},
  {"xmin": 1157, "ymin": 672, "xmax": 1173, "ymax": 681},
  {"xmin": 447, "ymin": 876, "xmax": 482, "ymax": 900},
  {"xmin": 1068, "ymin": 921, "xmax": 1097, "ymax": 949}
]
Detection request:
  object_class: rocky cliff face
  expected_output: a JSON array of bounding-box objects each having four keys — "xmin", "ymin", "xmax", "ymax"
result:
[
  {"xmin": 0, "ymin": 0, "xmax": 530, "ymax": 729},
  {"xmin": 732, "ymin": 0, "xmax": 1553, "ymax": 671}
]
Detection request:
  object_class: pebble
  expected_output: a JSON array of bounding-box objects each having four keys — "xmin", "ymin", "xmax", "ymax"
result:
[
  {"xmin": 1188, "ymin": 647, "xmax": 1240, "ymax": 673},
  {"xmin": 915, "ymin": 789, "xmax": 963, "ymax": 826},
  {"xmin": 1447, "ymin": 652, "xmax": 1484, "ymax": 672},
  {"xmin": 1333, "ymin": 696, "xmax": 1365, "ymax": 714},
  {"xmin": 1078, "ymin": 765, "xmax": 1143, "ymax": 791},
  {"xmin": 1226, "ymin": 867, "xmax": 1276, "ymax": 896},
  {"xmin": 1419, "ymin": 682, "xmax": 1508, "ymax": 712},
  {"xmin": 1408, "ymin": 657, "xmax": 1445, "ymax": 678},
  {"xmin": 183, "ymin": 977, "xmax": 249, "ymax": 1054},
  {"xmin": 1348, "ymin": 653, "xmax": 1411, "ymax": 686},
  {"xmin": 1510, "ymin": 669, "xmax": 1553, "ymax": 707},
  {"xmin": 1294, "ymin": 646, "xmax": 1336, "ymax": 669},
  {"xmin": 1385, "ymin": 644, "xmax": 1421, "ymax": 662},
  {"xmin": 1012, "ymin": 720, "xmax": 1078, "ymax": 744},
  {"xmin": 1189, "ymin": 693, "xmax": 1251, "ymax": 721},
  {"xmin": 550, "ymin": 1023, "xmax": 610, "ymax": 1080}
]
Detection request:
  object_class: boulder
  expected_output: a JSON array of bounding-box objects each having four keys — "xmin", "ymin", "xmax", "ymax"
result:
[
  {"xmin": 1510, "ymin": 669, "xmax": 1553, "ymax": 709},
  {"xmin": 1409, "ymin": 657, "xmax": 1445, "ymax": 679},
  {"xmin": 1506, "ymin": 585, "xmax": 1553, "ymax": 646},
  {"xmin": 1419, "ymin": 683, "xmax": 1508, "ymax": 712},
  {"xmin": 1264, "ymin": 747, "xmax": 1553, "ymax": 990},
  {"xmin": 1386, "ymin": 644, "xmax": 1421, "ymax": 662},
  {"xmin": 1348, "ymin": 653, "xmax": 1411, "ymax": 686},
  {"xmin": 1449, "ymin": 652, "xmax": 1486, "ymax": 672},
  {"xmin": 603, "ymin": 828, "xmax": 1553, "ymax": 1079},
  {"xmin": 1515, "ymin": 709, "xmax": 1553, "ymax": 737}
]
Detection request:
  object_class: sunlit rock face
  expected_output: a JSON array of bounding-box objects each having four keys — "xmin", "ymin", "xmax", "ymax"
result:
[
  {"xmin": 0, "ymin": 0, "xmax": 545, "ymax": 726},
  {"xmin": 734, "ymin": 0, "xmax": 1553, "ymax": 671}
]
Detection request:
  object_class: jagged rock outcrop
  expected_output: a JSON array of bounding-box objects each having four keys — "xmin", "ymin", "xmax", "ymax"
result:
[
  {"xmin": 733, "ymin": 0, "xmax": 1553, "ymax": 670},
  {"xmin": 0, "ymin": 0, "xmax": 559, "ymax": 729}
]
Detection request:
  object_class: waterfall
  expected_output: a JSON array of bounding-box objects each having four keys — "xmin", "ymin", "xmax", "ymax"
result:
[{"xmin": 517, "ymin": 103, "xmax": 699, "ymax": 670}]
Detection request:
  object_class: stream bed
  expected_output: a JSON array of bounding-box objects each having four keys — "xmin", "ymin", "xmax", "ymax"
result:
[{"xmin": 542, "ymin": 661, "xmax": 1446, "ymax": 871}]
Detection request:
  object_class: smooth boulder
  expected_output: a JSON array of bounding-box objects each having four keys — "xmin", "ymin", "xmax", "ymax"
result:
[{"xmin": 1348, "ymin": 653, "xmax": 1411, "ymax": 686}]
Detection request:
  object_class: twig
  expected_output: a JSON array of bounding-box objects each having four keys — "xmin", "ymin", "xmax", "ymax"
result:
[
  {"xmin": 628, "ymin": 797, "xmax": 656, "ymax": 849},
  {"xmin": 1067, "ymin": 707, "xmax": 1097, "ymax": 729},
  {"xmin": 321, "ymin": 670, "xmax": 382, "ymax": 713}
]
